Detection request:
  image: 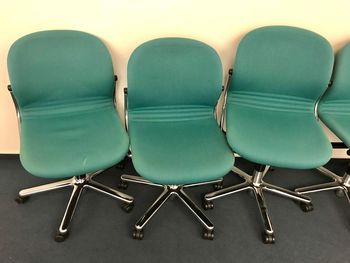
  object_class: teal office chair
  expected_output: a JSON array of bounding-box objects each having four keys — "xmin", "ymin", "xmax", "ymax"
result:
[
  {"xmin": 204, "ymin": 26, "xmax": 334, "ymax": 243},
  {"xmin": 296, "ymin": 43, "xmax": 350, "ymax": 204},
  {"xmin": 119, "ymin": 38, "xmax": 234, "ymax": 240},
  {"xmin": 7, "ymin": 30, "xmax": 133, "ymax": 242}
]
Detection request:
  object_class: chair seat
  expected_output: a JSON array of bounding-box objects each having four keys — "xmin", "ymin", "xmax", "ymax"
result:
[
  {"xmin": 129, "ymin": 115, "xmax": 234, "ymax": 185},
  {"xmin": 226, "ymin": 102, "xmax": 332, "ymax": 169},
  {"xmin": 319, "ymin": 111, "xmax": 350, "ymax": 147},
  {"xmin": 20, "ymin": 105, "xmax": 129, "ymax": 178}
]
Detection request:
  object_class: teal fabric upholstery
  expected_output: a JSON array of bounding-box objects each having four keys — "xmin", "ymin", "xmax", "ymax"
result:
[
  {"xmin": 318, "ymin": 43, "xmax": 350, "ymax": 147},
  {"xmin": 7, "ymin": 30, "xmax": 129, "ymax": 178},
  {"xmin": 226, "ymin": 26, "xmax": 333, "ymax": 168},
  {"xmin": 127, "ymin": 38, "xmax": 234, "ymax": 185}
]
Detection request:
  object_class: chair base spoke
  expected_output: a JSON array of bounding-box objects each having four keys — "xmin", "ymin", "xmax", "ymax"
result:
[{"xmin": 296, "ymin": 167, "xmax": 350, "ymax": 206}]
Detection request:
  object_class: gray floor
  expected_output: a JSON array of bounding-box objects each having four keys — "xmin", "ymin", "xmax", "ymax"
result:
[{"xmin": 0, "ymin": 155, "xmax": 349, "ymax": 263}]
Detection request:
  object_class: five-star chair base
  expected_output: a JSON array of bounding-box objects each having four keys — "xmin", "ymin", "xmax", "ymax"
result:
[
  {"xmin": 15, "ymin": 170, "xmax": 134, "ymax": 242},
  {"xmin": 204, "ymin": 165, "xmax": 312, "ymax": 244},
  {"xmin": 119, "ymin": 174, "xmax": 223, "ymax": 240}
]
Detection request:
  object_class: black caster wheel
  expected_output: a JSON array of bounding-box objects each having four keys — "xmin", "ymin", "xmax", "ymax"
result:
[
  {"xmin": 262, "ymin": 232, "xmax": 275, "ymax": 244},
  {"xmin": 132, "ymin": 228, "xmax": 144, "ymax": 240},
  {"xmin": 269, "ymin": 167, "xmax": 275, "ymax": 172},
  {"xmin": 121, "ymin": 202, "xmax": 134, "ymax": 213},
  {"xmin": 335, "ymin": 189, "xmax": 344, "ymax": 198},
  {"xmin": 117, "ymin": 180, "xmax": 128, "ymax": 190},
  {"xmin": 15, "ymin": 195, "xmax": 29, "ymax": 204},
  {"xmin": 203, "ymin": 229, "xmax": 214, "ymax": 240},
  {"xmin": 213, "ymin": 181, "xmax": 224, "ymax": 190},
  {"xmin": 203, "ymin": 200, "xmax": 214, "ymax": 210},
  {"xmin": 300, "ymin": 202, "xmax": 314, "ymax": 212},
  {"xmin": 54, "ymin": 230, "xmax": 69, "ymax": 242}
]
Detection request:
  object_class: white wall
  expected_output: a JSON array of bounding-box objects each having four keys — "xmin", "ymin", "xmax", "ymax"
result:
[{"xmin": 1, "ymin": 0, "xmax": 350, "ymax": 153}]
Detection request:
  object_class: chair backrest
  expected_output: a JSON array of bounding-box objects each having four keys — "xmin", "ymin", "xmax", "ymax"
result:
[
  {"xmin": 228, "ymin": 26, "xmax": 333, "ymax": 107},
  {"xmin": 7, "ymin": 30, "xmax": 115, "ymax": 114},
  {"xmin": 319, "ymin": 43, "xmax": 350, "ymax": 104},
  {"xmin": 127, "ymin": 38, "xmax": 222, "ymax": 115}
]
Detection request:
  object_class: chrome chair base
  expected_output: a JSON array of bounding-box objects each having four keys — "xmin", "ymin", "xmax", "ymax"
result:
[
  {"xmin": 204, "ymin": 165, "xmax": 311, "ymax": 244},
  {"xmin": 120, "ymin": 174, "xmax": 223, "ymax": 240},
  {"xmin": 16, "ymin": 170, "xmax": 134, "ymax": 242},
  {"xmin": 295, "ymin": 165, "xmax": 350, "ymax": 205}
]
